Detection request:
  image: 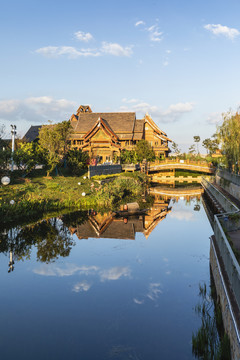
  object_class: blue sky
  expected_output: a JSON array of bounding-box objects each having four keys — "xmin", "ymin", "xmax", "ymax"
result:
[{"xmin": 1, "ymin": 0, "xmax": 240, "ymax": 152}]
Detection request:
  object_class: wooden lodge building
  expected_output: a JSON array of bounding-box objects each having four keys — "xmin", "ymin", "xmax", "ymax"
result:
[
  {"xmin": 69, "ymin": 105, "xmax": 171, "ymax": 162},
  {"xmin": 23, "ymin": 105, "xmax": 172, "ymax": 162}
]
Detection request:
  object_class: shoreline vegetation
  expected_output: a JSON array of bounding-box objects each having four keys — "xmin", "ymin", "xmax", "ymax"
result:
[
  {"xmin": 0, "ymin": 167, "xmax": 216, "ymax": 225},
  {"xmin": 0, "ymin": 169, "xmax": 150, "ymax": 224}
]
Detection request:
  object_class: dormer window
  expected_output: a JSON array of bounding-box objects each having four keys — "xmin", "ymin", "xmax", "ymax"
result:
[{"xmin": 76, "ymin": 105, "xmax": 92, "ymax": 115}]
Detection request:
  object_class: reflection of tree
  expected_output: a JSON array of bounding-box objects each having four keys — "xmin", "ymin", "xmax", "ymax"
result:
[
  {"xmin": 192, "ymin": 279, "xmax": 231, "ymax": 360},
  {"xmin": 0, "ymin": 217, "xmax": 78, "ymax": 267},
  {"xmin": 194, "ymin": 204, "xmax": 201, "ymax": 211},
  {"xmin": 32, "ymin": 219, "xmax": 74, "ymax": 263},
  {"xmin": 60, "ymin": 210, "xmax": 88, "ymax": 228}
]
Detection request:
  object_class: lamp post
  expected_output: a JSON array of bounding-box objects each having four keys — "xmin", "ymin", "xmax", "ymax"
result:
[{"xmin": 11, "ymin": 125, "xmax": 16, "ymax": 172}]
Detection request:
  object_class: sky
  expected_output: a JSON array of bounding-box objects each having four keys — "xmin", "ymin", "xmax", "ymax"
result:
[{"xmin": 1, "ymin": 0, "xmax": 240, "ymax": 152}]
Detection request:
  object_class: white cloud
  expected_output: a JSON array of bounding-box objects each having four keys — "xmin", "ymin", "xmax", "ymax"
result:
[
  {"xmin": 36, "ymin": 42, "xmax": 133, "ymax": 58},
  {"xmin": 120, "ymin": 99, "xmax": 194, "ymax": 123},
  {"xmin": 74, "ymin": 31, "xmax": 93, "ymax": 42},
  {"xmin": 135, "ymin": 20, "xmax": 145, "ymax": 27},
  {"xmin": 147, "ymin": 24, "xmax": 163, "ymax": 42},
  {"xmin": 121, "ymin": 98, "xmax": 139, "ymax": 104},
  {"xmin": 101, "ymin": 42, "xmax": 133, "ymax": 57},
  {"xmin": 204, "ymin": 24, "xmax": 240, "ymax": 40},
  {"xmin": 207, "ymin": 112, "xmax": 222, "ymax": 125},
  {"xmin": 73, "ymin": 281, "xmax": 91, "ymax": 293},
  {"xmin": 0, "ymin": 96, "xmax": 76, "ymax": 125},
  {"xmin": 162, "ymin": 102, "xmax": 194, "ymax": 116},
  {"xmin": 99, "ymin": 266, "xmax": 131, "ymax": 281},
  {"xmin": 35, "ymin": 46, "xmax": 101, "ymax": 58}
]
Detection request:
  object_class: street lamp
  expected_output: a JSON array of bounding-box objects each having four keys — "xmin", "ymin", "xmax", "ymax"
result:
[{"xmin": 10, "ymin": 124, "xmax": 16, "ymax": 172}]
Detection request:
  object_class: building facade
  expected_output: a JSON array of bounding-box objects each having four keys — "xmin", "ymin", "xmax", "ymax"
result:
[{"xmin": 69, "ymin": 105, "xmax": 171, "ymax": 163}]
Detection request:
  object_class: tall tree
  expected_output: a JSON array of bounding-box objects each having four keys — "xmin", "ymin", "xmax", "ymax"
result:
[
  {"xmin": 193, "ymin": 136, "xmax": 201, "ymax": 154},
  {"xmin": 39, "ymin": 121, "xmax": 72, "ymax": 176},
  {"xmin": 217, "ymin": 111, "xmax": 240, "ymax": 172},
  {"xmin": 135, "ymin": 140, "xmax": 155, "ymax": 162},
  {"xmin": 171, "ymin": 142, "xmax": 181, "ymax": 156},
  {"xmin": 202, "ymin": 137, "xmax": 219, "ymax": 155}
]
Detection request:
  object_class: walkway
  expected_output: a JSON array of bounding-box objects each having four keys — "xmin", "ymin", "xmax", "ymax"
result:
[{"xmin": 148, "ymin": 160, "xmax": 215, "ymax": 174}]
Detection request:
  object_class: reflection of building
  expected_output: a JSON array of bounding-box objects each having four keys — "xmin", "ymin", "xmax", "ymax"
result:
[
  {"xmin": 67, "ymin": 197, "xmax": 171, "ymax": 241},
  {"xmin": 69, "ymin": 105, "xmax": 171, "ymax": 162}
]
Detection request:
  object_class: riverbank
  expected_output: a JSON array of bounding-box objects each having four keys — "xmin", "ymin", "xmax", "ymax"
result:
[{"xmin": 0, "ymin": 170, "xmax": 149, "ymax": 224}]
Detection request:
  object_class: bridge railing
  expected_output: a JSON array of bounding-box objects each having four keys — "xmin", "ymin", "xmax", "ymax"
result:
[{"xmin": 150, "ymin": 159, "xmax": 214, "ymax": 168}]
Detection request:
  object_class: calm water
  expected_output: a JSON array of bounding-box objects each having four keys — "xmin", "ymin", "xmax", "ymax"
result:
[{"xmin": 0, "ymin": 195, "xmax": 213, "ymax": 360}]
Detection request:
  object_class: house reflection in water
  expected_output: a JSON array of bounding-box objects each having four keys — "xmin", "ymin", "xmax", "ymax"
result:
[{"xmin": 67, "ymin": 196, "xmax": 172, "ymax": 241}]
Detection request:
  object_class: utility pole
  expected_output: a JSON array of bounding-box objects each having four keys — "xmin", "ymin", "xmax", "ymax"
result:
[{"xmin": 11, "ymin": 125, "xmax": 16, "ymax": 172}]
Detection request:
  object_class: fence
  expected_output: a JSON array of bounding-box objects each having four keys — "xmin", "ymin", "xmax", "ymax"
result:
[
  {"xmin": 201, "ymin": 177, "xmax": 239, "ymax": 213},
  {"xmin": 214, "ymin": 215, "xmax": 240, "ymax": 312},
  {"xmin": 88, "ymin": 164, "xmax": 122, "ymax": 178},
  {"xmin": 217, "ymin": 168, "xmax": 240, "ymax": 187},
  {"xmin": 202, "ymin": 177, "xmax": 240, "ymax": 311}
]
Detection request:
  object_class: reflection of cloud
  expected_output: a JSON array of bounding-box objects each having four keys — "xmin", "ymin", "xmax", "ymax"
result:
[
  {"xmin": 73, "ymin": 281, "xmax": 91, "ymax": 293},
  {"xmin": 100, "ymin": 266, "xmax": 131, "ymax": 282},
  {"xmin": 33, "ymin": 264, "xmax": 99, "ymax": 277},
  {"xmin": 170, "ymin": 210, "xmax": 194, "ymax": 221},
  {"xmin": 147, "ymin": 283, "xmax": 162, "ymax": 301},
  {"xmin": 166, "ymin": 271, "xmax": 171, "ymax": 275},
  {"xmin": 133, "ymin": 298, "xmax": 144, "ymax": 305}
]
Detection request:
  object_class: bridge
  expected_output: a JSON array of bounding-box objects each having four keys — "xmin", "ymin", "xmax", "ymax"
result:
[
  {"xmin": 150, "ymin": 186, "xmax": 204, "ymax": 199},
  {"xmin": 148, "ymin": 159, "xmax": 215, "ymax": 174}
]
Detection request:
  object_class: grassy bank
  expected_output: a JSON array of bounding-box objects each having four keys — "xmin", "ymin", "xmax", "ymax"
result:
[{"xmin": 0, "ymin": 170, "xmax": 149, "ymax": 223}]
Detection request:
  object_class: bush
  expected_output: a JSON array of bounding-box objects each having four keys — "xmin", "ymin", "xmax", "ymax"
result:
[{"xmin": 66, "ymin": 149, "xmax": 89, "ymax": 175}]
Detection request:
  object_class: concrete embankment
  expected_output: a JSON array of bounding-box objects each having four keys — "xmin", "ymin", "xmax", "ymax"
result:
[{"xmin": 202, "ymin": 177, "xmax": 240, "ymax": 359}]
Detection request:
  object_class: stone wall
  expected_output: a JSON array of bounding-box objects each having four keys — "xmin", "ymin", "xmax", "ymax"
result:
[
  {"xmin": 216, "ymin": 170, "xmax": 240, "ymax": 202},
  {"xmin": 210, "ymin": 239, "xmax": 240, "ymax": 360}
]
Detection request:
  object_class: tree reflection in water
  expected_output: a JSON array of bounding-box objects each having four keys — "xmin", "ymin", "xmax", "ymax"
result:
[{"xmin": 0, "ymin": 211, "xmax": 88, "ymax": 270}]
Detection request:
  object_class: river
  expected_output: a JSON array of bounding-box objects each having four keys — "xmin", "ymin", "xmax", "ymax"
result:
[{"xmin": 0, "ymin": 191, "xmax": 213, "ymax": 359}]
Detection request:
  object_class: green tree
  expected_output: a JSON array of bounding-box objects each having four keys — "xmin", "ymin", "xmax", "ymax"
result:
[
  {"xmin": 189, "ymin": 144, "xmax": 196, "ymax": 154},
  {"xmin": 202, "ymin": 137, "xmax": 219, "ymax": 155},
  {"xmin": 135, "ymin": 140, "xmax": 155, "ymax": 162},
  {"xmin": 13, "ymin": 142, "xmax": 43, "ymax": 174},
  {"xmin": 39, "ymin": 121, "xmax": 72, "ymax": 176},
  {"xmin": 194, "ymin": 136, "xmax": 201, "ymax": 154},
  {"xmin": 217, "ymin": 111, "xmax": 240, "ymax": 172},
  {"xmin": 66, "ymin": 148, "xmax": 89, "ymax": 175},
  {"xmin": 171, "ymin": 142, "xmax": 181, "ymax": 156},
  {"xmin": 120, "ymin": 149, "xmax": 138, "ymax": 164}
]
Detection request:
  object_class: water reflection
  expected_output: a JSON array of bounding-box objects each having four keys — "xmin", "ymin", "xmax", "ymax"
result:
[
  {"xmin": 0, "ymin": 193, "xmax": 172, "ymax": 270},
  {"xmin": 0, "ymin": 188, "xmax": 213, "ymax": 360},
  {"xmin": 0, "ymin": 189, "xmax": 205, "ymax": 273}
]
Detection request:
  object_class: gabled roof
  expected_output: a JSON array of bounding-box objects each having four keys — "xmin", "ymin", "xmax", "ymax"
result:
[
  {"xmin": 84, "ymin": 117, "xmax": 119, "ymax": 141},
  {"xmin": 72, "ymin": 112, "xmax": 136, "ymax": 134},
  {"xmin": 22, "ymin": 125, "xmax": 42, "ymax": 142}
]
